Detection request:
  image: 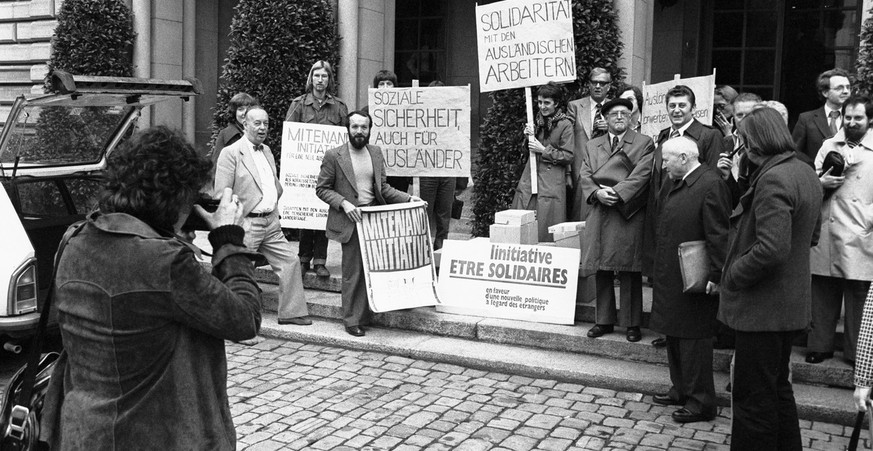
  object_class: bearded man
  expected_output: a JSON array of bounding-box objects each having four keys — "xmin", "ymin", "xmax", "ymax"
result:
[{"xmin": 316, "ymin": 111, "xmax": 422, "ymax": 337}]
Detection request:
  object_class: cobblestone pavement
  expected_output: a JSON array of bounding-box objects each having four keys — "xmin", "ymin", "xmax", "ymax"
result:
[{"xmin": 228, "ymin": 338, "xmax": 862, "ymax": 451}]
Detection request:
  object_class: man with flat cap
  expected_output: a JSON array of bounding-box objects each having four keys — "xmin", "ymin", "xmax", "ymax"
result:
[{"xmin": 579, "ymin": 97, "xmax": 655, "ymax": 342}]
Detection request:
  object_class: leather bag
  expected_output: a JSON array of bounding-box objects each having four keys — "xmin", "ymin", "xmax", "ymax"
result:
[
  {"xmin": 590, "ymin": 150, "xmax": 648, "ymax": 220},
  {"xmin": 0, "ymin": 221, "xmax": 83, "ymax": 450},
  {"xmin": 678, "ymin": 240, "xmax": 709, "ymax": 293}
]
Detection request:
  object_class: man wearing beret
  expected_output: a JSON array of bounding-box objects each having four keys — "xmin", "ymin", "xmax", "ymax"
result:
[{"xmin": 579, "ymin": 98, "xmax": 655, "ymax": 343}]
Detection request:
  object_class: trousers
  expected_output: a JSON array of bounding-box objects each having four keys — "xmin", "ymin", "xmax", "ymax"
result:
[{"xmin": 243, "ymin": 214, "xmax": 308, "ymax": 319}]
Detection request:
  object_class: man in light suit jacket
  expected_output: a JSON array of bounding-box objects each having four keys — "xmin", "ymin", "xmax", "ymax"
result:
[
  {"xmin": 215, "ymin": 106, "xmax": 311, "ymax": 326},
  {"xmin": 792, "ymin": 68, "xmax": 852, "ymax": 161},
  {"xmin": 316, "ymin": 111, "xmax": 421, "ymax": 337},
  {"xmin": 567, "ymin": 67, "xmax": 612, "ymax": 221}
]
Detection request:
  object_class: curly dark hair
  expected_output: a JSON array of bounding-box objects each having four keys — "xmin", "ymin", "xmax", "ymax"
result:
[{"xmin": 100, "ymin": 126, "xmax": 211, "ymax": 231}]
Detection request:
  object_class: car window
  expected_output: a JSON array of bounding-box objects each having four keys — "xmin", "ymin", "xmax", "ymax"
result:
[
  {"xmin": 4, "ymin": 177, "xmax": 102, "ymax": 218},
  {"xmin": 1, "ymin": 105, "xmax": 134, "ymax": 167}
]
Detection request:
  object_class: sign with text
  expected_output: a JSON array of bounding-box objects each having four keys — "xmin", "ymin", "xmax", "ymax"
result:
[
  {"xmin": 476, "ymin": 0, "xmax": 576, "ymax": 92},
  {"xmin": 640, "ymin": 74, "xmax": 716, "ymax": 142},
  {"xmin": 358, "ymin": 202, "xmax": 440, "ymax": 312},
  {"xmin": 278, "ymin": 122, "xmax": 347, "ymax": 230},
  {"xmin": 437, "ymin": 238, "xmax": 579, "ymax": 325},
  {"xmin": 369, "ymin": 86, "xmax": 471, "ymax": 178}
]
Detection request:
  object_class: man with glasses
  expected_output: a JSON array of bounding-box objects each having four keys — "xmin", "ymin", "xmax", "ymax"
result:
[
  {"xmin": 568, "ymin": 67, "xmax": 613, "ymax": 220},
  {"xmin": 579, "ymin": 98, "xmax": 654, "ymax": 343},
  {"xmin": 793, "ymin": 68, "xmax": 852, "ymax": 161}
]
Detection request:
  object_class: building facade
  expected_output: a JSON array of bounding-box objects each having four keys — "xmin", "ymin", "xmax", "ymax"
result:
[{"xmin": 0, "ymin": 0, "xmax": 870, "ymax": 154}]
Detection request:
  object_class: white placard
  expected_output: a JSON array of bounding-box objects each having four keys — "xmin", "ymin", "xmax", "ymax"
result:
[
  {"xmin": 476, "ymin": 0, "xmax": 576, "ymax": 93},
  {"xmin": 437, "ymin": 238, "xmax": 579, "ymax": 325},
  {"xmin": 278, "ymin": 122, "xmax": 348, "ymax": 230},
  {"xmin": 369, "ymin": 86, "xmax": 471, "ymax": 178},
  {"xmin": 640, "ymin": 74, "xmax": 716, "ymax": 142},
  {"xmin": 358, "ymin": 202, "xmax": 440, "ymax": 312}
]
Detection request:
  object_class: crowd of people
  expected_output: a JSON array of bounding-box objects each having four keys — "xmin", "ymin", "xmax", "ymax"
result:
[{"xmin": 39, "ymin": 59, "xmax": 873, "ymax": 449}]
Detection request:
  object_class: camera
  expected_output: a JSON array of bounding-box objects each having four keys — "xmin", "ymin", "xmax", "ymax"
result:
[{"xmin": 181, "ymin": 196, "xmax": 220, "ymax": 231}]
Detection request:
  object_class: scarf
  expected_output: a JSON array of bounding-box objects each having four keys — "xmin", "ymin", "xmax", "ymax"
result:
[{"xmin": 535, "ymin": 109, "xmax": 569, "ymax": 137}]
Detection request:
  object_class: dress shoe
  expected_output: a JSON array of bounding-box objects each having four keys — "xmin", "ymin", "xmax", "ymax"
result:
[
  {"xmin": 314, "ymin": 264, "xmax": 331, "ymax": 277},
  {"xmin": 278, "ymin": 316, "xmax": 312, "ymax": 326},
  {"xmin": 587, "ymin": 324, "xmax": 614, "ymax": 338},
  {"xmin": 626, "ymin": 327, "xmax": 642, "ymax": 342},
  {"xmin": 345, "ymin": 326, "xmax": 365, "ymax": 337},
  {"xmin": 805, "ymin": 352, "xmax": 833, "ymax": 364},
  {"xmin": 652, "ymin": 394, "xmax": 684, "ymax": 406},
  {"xmin": 651, "ymin": 337, "xmax": 667, "ymax": 348},
  {"xmin": 671, "ymin": 408, "xmax": 715, "ymax": 423}
]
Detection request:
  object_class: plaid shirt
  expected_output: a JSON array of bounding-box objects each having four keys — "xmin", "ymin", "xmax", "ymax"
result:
[{"xmin": 855, "ymin": 283, "xmax": 873, "ymax": 387}]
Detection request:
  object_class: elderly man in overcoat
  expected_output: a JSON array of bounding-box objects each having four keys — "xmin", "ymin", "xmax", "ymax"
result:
[
  {"xmin": 579, "ymin": 98, "xmax": 654, "ymax": 342},
  {"xmin": 649, "ymin": 137, "xmax": 730, "ymax": 424}
]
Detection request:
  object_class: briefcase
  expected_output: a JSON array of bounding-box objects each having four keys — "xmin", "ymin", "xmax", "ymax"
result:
[
  {"xmin": 678, "ymin": 240, "xmax": 708, "ymax": 293},
  {"xmin": 590, "ymin": 151, "xmax": 647, "ymax": 220}
]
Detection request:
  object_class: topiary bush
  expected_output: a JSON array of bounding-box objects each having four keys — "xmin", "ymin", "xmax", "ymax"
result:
[
  {"xmin": 856, "ymin": 6, "xmax": 873, "ymax": 96},
  {"xmin": 212, "ymin": 0, "xmax": 340, "ymax": 165},
  {"xmin": 471, "ymin": 0, "xmax": 624, "ymax": 236},
  {"xmin": 27, "ymin": 0, "xmax": 135, "ymax": 212},
  {"xmin": 45, "ymin": 0, "xmax": 134, "ymax": 87}
]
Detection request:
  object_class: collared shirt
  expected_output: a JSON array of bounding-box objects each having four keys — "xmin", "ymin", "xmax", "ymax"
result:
[
  {"xmin": 608, "ymin": 131, "xmax": 627, "ymax": 148},
  {"xmin": 591, "ymin": 99, "xmax": 605, "ymax": 130},
  {"xmin": 670, "ymin": 119, "xmax": 695, "ymax": 138},
  {"xmin": 349, "ymin": 145, "xmax": 375, "ymax": 206},
  {"xmin": 285, "ymin": 92, "xmax": 349, "ymax": 126},
  {"xmin": 825, "ymin": 104, "xmax": 843, "ymax": 131},
  {"xmin": 246, "ymin": 139, "xmax": 278, "ymax": 214}
]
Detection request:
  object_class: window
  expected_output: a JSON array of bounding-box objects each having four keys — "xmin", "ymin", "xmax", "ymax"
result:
[{"xmin": 394, "ymin": 0, "xmax": 446, "ymax": 86}]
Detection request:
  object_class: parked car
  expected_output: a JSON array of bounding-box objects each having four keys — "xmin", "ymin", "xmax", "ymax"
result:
[{"xmin": 0, "ymin": 70, "xmax": 201, "ymax": 352}]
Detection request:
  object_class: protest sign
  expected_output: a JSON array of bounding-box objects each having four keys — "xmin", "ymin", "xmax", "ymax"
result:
[
  {"xmin": 476, "ymin": 0, "xmax": 576, "ymax": 93},
  {"xmin": 640, "ymin": 74, "xmax": 716, "ymax": 142},
  {"xmin": 357, "ymin": 202, "xmax": 440, "ymax": 312},
  {"xmin": 436, "ymin": 238, "xmax": 580, "ymax": 325},
  {"xmin": 369, "ymin": 86, "xmax": 471, "ymax": 178},
  {"xmin": 278, "ymin": 122, "xmax": 347, "ymax": 230}
]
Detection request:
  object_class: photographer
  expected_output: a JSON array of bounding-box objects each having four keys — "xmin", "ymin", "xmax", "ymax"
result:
[{"xmin": 42, "ymin": 126, "xmax": 262, "ymax": 450}]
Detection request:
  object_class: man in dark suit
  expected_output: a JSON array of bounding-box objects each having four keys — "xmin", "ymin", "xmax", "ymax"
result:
[
  {"xmin": 214, "ymin": 106, "xmax": 311, "ymax": 326},
  {"xmin": 567, "ymin": 67, "xmax": 612, "ymax": 221},
  {"xmin": 642, "ymin": 85, "xmax": 723, "ymax": 280},
  {"xmin": 316, "ymin": 111, "xmax": 421, "ymax": 337},
  {"xmin": 578, "ymin": 98, "xmax": 654, "ymax": 343},
  {"xmin": 718, "ymin": 108, "xmax": 822, "ymax": 450},
  {"xmin": 648, "ymin": 137, "xmax": 730, "ymax": 424},
  {"xmin": 792, "ymin": 68, "xmax": 852, "ymax": 160}
]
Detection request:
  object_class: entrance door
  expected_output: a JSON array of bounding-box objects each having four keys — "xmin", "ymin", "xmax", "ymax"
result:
[{"xmin": 704, "ymin": 0, "xmax": 862, "ymax": 125}]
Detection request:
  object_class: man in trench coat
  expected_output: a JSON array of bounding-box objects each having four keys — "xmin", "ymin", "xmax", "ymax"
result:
[
  {"xmin": 648, "ymin": 137, "xmax": 731, "ymax": 424},
  {"xmin": 579, "ymin": 98, "xmax": 654, "ymax": 342}
]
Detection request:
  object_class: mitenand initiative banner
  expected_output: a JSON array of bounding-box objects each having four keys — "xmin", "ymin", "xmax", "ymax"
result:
[
  {"xmin": 357, "ymin": 202, "xmax": 440, "ymax": 312},
  {"xmin": 278, "ymin": 122, "xmax": 347, "ymax": 230}
]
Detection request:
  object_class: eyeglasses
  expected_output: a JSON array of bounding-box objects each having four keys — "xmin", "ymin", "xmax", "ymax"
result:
[
  {"xmin": 589, "ymin": 80, "xmax": 611, "ymax": 87},
  {"xmin": 607, "ymin": 111, "xmax": 630, "ymax": 118}
]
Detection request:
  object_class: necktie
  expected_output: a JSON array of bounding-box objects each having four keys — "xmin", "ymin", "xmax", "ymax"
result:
[
  {"xmin": 611, "ymin": 136, "xmax": 619, "ymax": 153},
  {"xmin": 829, "ymin": 110, "xmax": 840, "ymax": 136},
  {"xmin": 592, "ymin": 103, "xmax": 606, "ymax": 138},
  {"xmin": 848, "ymin": 140, "xmax": 859, "ymax": 149},
  {"xmin": 669, "ymin": 129, "xmax": 680, "ymax": 140}
]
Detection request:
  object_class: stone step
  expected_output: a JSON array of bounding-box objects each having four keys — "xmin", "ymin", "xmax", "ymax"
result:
[
  {"xmin": 258, "ymin": 284, "xmax": 855, "ymax": 392},
  {"xmin": 256, "ymin": 312, "xmax": 858, "ymax": 427}
]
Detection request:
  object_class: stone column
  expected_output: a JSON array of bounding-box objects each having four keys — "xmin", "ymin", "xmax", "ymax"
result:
[
  {"xmin": 132, "ymin": 0, "xmax": 151, "ymax": 127},
  {"xmin": 337, "ymin": 0, "xmax": 359, "ymax": 107},
  {"xmin": 613, "ymin": 0, "xmax": 654, "ymax": 86}
]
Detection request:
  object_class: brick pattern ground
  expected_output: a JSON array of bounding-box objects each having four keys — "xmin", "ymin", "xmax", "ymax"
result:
[{"xmin": 228, "ymin": 339, "xmax": 865, "ymax": 451}]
